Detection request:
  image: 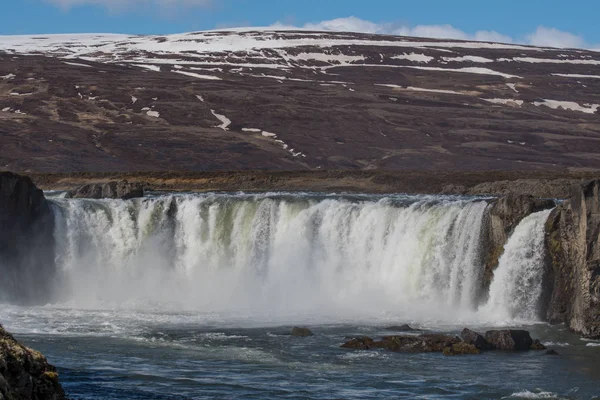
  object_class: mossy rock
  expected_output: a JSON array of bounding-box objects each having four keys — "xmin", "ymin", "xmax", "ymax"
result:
[{"xmin": 443, "ymin": 342, "xmax": 481, "ymax": 356}]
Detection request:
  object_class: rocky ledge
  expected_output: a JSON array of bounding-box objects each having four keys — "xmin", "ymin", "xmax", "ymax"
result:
[
  {"xmin": 65, "ymin": 180, "xmax": 145, "ymax": 200},
  {"xmin": 0, "ymin": 325, "xmax": 65, "ymax": 400},
  {"xmin": 341, "ymin": 328, "xmax": 549, "ymax": 356}
]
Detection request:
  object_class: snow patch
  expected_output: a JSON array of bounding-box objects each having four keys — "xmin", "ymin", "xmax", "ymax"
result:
[
  {"xmin": 242, "ymin": 128, "xmax": 262, "ymax": 132},
  {"xmin": 261, "ymin": 131, "xmax": 277, "ymax": 138},
  {"xmin": 533, "ymin": 99, "xmax": 600, "ymax": 114},
  {"xmin": 1, "ymin": 107, "xmax": 11, "ymax": 112},
  {"xmin": 134, "ymin": 64, "xmax": 161, "ymax": 72},
  {"xmin": 506, "ymin": 83, "xmax": 519, "ymax": 92},
  {"xmin": 375, "ymin": 84, "xmax": 463, "ymax": 95},
  {"xmin": 398, "ymin": 65, "xmax": 522, "ymax": 79},
  {"xmin": 391, "ymin": 53, "xmax": 433, "ymax": 63},
  {"xmin": 196, "ymin": 95, "xmax": 205, "ymax": 102},
  {"xmin": 174, "ymin": 70, "xmax": 222, "ymax": 80},
  {"xmin": 552, "ymin": 73, "xmax": 600, "ymax": 79},
  {"xmin": 0, "ymin": 73, "xmax": 15, "ymax": 80},
  {"xmin": 442, "ymin": 55, "xmax": 494, "ymax": 63},
  {"xmin": 63, "ymin": 61, "xmax": 93, "ymax": 68},
  {"xmin": 131, "ymin": 96, "xmax": 137, "ymax": 104},
  {"xmin": 146, "ymin": 110, "xmax": 160, "ymax": 118},
  {"xmin": 210, "ymin": 109, "xmax": 231, "ymax": 130},
  {"xmin": 483, "ymin": 98, "xmax": 524, "ymax": 106}
]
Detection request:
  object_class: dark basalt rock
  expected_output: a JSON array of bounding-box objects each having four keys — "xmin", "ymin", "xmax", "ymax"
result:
[
  {"xmin": 0, "ymin": 172, "xmax": 56, "ymax": 304},
  {"xmin": 342, "ymin": 334, "xmax": 460, "ymax": 353},
  {"xmin": 460, "ymin": 328, "xmax": 493, "ymax": 350},
  {"xmin": 484, "ymin": 330, "xmax": 533, "ymax": 351},
  {"xmin": 443, "ymin": 342, "xmax": 481, "ymax": 356},
  {"xmin": 530, "ymin": 339, "xmax": 547, "ymax": 350},
  {"xmin": 340, "ymin": 337, "xmax": 375, "ymax": 350},
  {"xmin": 0, "ymin": 324, "xmax": 66, "ymax": 400},
  {"xmin": 545, "ymin": 349, "xmax": 560, "ymax": 356},
  {"xmin": 384, "ymin": 324, "xmax": 417, "ymax": 332},
  {"xmin": 544, "ymin": 179, "xmax": 600, "ymax": 339},
  {"xmin": 482, "ymin": 194, "xmax": 556, "ymax": 292},
  {"xmin": 291, "ymin": 327, "xmax": 314, "ymax": 337},
  {"xmin": 66, "ymin": 180, "xmax": 144, "ymax": 200}
]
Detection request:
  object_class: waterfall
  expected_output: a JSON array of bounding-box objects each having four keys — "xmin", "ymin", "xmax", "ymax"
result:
[
  {"xmin": 0, "ymin": 192, "xmax": 549, "ymax": 324},
  {"xmin": 480, "ymin": 209, "xmax": 553, "ymax": 322},
  {"xmin": 45, "ymin": 194, "xmax": 491, "ymax": 319}
]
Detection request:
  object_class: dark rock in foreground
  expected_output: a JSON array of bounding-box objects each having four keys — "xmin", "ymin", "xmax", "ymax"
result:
[
  {"xmin": 66, "ymin": 180, "xmax": 144, "ymax": 200},
  {"xmin": 484, "ymin": 330, "xmax": 533, "ymax": 351},
  {"xmin": 291, "ymin": 327, "xmax": 314, "ymax": 337},
  {"xmin": 0, "ymin": 324, "xmax": 66, "ymax": 400},
  {"xmin": 0, "ymin": 172, "xmax": 56, "ymax": 304},
  {"xmin": 545, "ymin": 349, "xmax": 560, "ymax": 356}
]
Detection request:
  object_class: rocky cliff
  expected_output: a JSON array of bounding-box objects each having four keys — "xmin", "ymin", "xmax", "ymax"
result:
[
  {"xmin": 0, "ymin": 325, "xmax": 65, "ymax": 400},
  {"xmin": 482, "ymin": 194, "xmax": 555, "ymax": 295},
  {"xmin": 545, "ymin": 180, "xmax": 600, "ymax": 338},
  {"xmin": 0, "ymin": 172, "xmax": 56, "ymax": 304}
]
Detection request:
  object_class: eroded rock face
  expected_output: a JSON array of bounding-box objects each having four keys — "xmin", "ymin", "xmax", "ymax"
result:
[
  {"xmin": 482, "ymin": 194, "xmax": 555, "ymax": 291},
  {"xmin": 66, "ymin": 180, "xmax": 144, "ymax": 200},
  {"xmin": 544, "ymin": 179, "xmax": 600, "ymax": 339},
  {"xmin": 0, "ymin": 172, "xmax": 56, "ymax": 304},
  {"xmin": 0, "ymin": 324, "xmax": 66, "ymax": 400}
]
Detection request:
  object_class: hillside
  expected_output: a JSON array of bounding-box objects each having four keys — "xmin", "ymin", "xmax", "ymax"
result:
[{"xmin": 1, "ymin": 29, "xmax": 599, "ymax": 172}]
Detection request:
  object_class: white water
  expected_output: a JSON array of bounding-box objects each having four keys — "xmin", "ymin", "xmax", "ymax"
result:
[
  {"xmin": 481, "ymin": 209, "xmax": 553, "ymax": 322},
  {"xmin": 41, "ymin": 193, "xmax": 551, "ymax": 325}
]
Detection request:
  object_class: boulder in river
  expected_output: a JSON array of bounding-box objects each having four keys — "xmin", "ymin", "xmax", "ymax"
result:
[
  {"xmin": 530, "ymin": 339, "xmax": 547, "ymax": 350},
  {"xmin": 66, "ymin": 180, "xmax": 144, "ymax": 200},
  {"xmin": 291, "ymin": 327, "xmax": 314, "ymax": 337},
  {"xmin": 443, "ymin": 342, "xmax": 481, "ymax": 356},
  {"xmin": 0, "ymin": 324, "xmax": 66, "ymax": 400},
  {"xmin": 484, "ymin": 330, "xmax": 533, "ymax": 351},
  {"xmin": 384, "ymin": 324, "xmax": 417, "ymax": 332},
  {"xmin": 460, "ymin": 328, "xmax": 494, "ymax": 350}
]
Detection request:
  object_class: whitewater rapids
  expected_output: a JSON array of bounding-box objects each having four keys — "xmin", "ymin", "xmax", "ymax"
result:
[{"xmin": 44, "ymin": 193, "xmax": 551, "ymax": 325}]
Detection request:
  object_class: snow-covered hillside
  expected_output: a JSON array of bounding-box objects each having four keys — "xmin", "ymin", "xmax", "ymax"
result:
[{"xmin": 0, "ymin": 29, "xmax": 599, "ymax": 172}]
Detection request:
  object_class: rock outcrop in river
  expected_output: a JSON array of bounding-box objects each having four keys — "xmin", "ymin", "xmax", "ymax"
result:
[
  {"xmin": 0, "ymin": 172, "xmax": 56, "ymax": 304},
  {"xmin": 0, "ymin": 324, "xmax": 66, "ymax": 400},
  {"xmin": 545, "ymin": 179, "xmax": 600, "ymax": 339}
]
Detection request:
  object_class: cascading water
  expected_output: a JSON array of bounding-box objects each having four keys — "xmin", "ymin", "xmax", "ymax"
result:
[
  {"xmin": 480, "ymin": 209, "xmax": 553, "ymax": 322},
  {"xmin": 42, "ymin": 193, "xmax": 552, "ymax": 324}
]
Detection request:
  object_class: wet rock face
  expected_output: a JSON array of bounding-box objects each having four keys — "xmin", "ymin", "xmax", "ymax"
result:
[
  {"xmin": 0, "ymin": 172, "xmax": 56, "ymax": 304},
  {"xmin": 484, "ymin": 330, "xmax": 533, "ymax": 351},
  {"xmin": 291, "ymin": 327, "xmax": 314, "ymax": 337},
  {"xmin": 66, "ymin": 180, "xmax": 144, "ymax": 199},
  {"xmin": 482, "ymin": 194, "xmax": 556, "ymax": 292},
  {"xmin": 0, "ymin": 325, "xmax": 66, "ymax": 400},
  {"xmin": 460, "ymin": 328, "xmax": 493, "ymax": 350},
  {"xmin": 544, "ymin": 179, "xmax": 600, "ymax": 339}
]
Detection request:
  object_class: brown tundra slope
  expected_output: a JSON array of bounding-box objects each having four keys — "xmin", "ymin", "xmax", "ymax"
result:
[{"xmin": 0, "ymin": 29, "xmax": 599, "ymax": 173}]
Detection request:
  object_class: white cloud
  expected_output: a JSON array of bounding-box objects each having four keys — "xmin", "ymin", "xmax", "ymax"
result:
[
  {"xmin": 272, "ymin": 16, "xmax": 594, "ymax": 50},
  {"xmin": 45, "ymin": 0, "xmax": 211, "ymax": 12},
  {"xmin": 525, "ymin": 26, "xmax": 585, "ymax": 48}
]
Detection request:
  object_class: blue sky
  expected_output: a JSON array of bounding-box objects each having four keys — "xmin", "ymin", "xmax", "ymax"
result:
[{"xmin": 1, "ymin": 0, "xmax": 599, "ymax": 48}]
